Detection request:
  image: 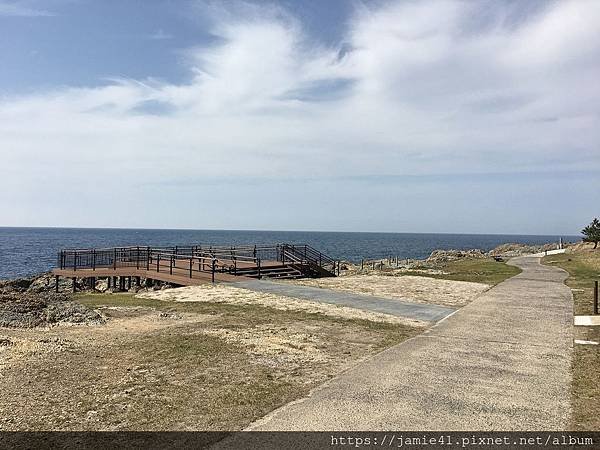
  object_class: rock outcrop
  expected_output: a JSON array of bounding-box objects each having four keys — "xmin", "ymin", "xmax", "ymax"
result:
[{"xmin": 0, "ymin": 276, "xmax": 104, "ymax": 328}]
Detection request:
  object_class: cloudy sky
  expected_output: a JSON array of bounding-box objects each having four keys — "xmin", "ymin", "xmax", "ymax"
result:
[{"xmin": 1, "ymin": 0, "xmax": 598, "ymax": 235}]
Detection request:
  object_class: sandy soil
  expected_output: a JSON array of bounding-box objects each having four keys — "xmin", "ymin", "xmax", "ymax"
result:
[
  {"xmin": 284, "ymin": 274, "xmax": 490, "ymax": 308},
  {"xmin": 139, "ymin": 284, "xmax": 428, "ymax": 327},
  {"xmin": 0, "ymin": 299, "xmax": 416, "ymax": 430}
]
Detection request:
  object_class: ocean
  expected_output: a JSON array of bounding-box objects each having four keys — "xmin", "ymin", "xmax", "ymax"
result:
[{"xmin": 0, "ymin": 227, "xmax": 580, "ymax": 280}]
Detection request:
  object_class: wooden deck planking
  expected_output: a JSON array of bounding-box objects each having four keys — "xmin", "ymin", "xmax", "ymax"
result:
[{"xmin": 52, "ymin": 258, "xmax": 289, "ymax": 286}]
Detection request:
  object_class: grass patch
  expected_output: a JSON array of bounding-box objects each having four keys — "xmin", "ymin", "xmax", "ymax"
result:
[
  {"xmin": 404, "ymin": 257, "xmax": 521, "ymax": 285},
  {"xmin": 543, "ymin": 251, "xmax": 600, "ymax": 316},
  {"xmin": 75, "ymin": 291, "xmax": 408, "ymax": 334},
  {"xmin": 543, "ymin": 248, "xmax": 600, "ymax": 430},
  {"xmin": 76, "ymin": 292, "xmax": 164, "ymax": 309},
  {"xmin": 0, "ymin": 290, "xmax": 420, "ymax": 430}
]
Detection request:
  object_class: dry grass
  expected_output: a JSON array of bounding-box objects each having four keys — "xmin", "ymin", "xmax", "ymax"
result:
[
  {"xmin": 543, "ymin": 248, "xmax": 600, "ymax": 431},
  {"xmin": 0, "ymin": 293, "xmax": 419, "ymax": 431}
]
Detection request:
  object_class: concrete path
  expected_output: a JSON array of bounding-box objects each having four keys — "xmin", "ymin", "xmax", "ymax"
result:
[
  {"xmin": 249, "ymin": 256, "xmax": 574, "ymax": 430},
  {"xmin": 230, "ymin": 279, "xmax": 456, "ymax": 323}
]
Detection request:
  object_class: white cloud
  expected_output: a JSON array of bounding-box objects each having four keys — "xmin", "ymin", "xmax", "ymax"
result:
[
  {"xmin": 0, "ymin": 0, "xmax": 54, "ymax": 16},
  {"xmin": 148, "ymin": 29, "xmax": 173, "ymax": 40},
  {"xmin": 1, "ymin": 0, "xmax": 599, "ymax": 225}
]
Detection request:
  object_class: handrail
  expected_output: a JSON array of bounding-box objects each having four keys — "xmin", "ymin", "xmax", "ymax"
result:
[{"xmin": 56, "ymin": 242, "xmax": 340, "ymax": 279}]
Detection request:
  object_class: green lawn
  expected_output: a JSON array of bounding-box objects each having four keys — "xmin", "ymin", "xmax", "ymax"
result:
[
  {"xmin": 403, "ymin": 257, "xmax": 522, "ymax": 286},
  {"xmin": 543, "ymin": 248, "xmax": 600, "ymax": 430}
]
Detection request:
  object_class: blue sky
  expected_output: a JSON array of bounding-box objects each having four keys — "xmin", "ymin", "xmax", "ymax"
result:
[{"xmin": 0, "ymin": 0, "xmax": 598, "ymax": 235}]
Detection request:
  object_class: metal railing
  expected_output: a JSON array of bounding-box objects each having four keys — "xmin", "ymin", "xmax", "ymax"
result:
[
  {"xmin": 58, "ymin": 246, "xmax": 227, "ymax": 282},
  {"xmin": 57, "ymin": 243, "xmax": 339, "ymax": 279}
]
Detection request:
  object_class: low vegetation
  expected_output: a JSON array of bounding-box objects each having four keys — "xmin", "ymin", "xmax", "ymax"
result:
[
  {"xmin": 0, "ymin": 293, "xmax": 418, "ymax": 431},
  {"xmin": 543, "ymin": 247, "xmax": 600, "ymax": 430},
  {"xmin": 403, "ymin": 257, "xmax": 522, "ymax": 286}
]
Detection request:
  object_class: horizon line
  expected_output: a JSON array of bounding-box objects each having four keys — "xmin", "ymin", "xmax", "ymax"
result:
[{"xmin": 0, "ymin": 225, "xmax": 582, "ymax": 238}]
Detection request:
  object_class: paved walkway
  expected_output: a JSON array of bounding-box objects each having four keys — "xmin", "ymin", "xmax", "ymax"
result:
[
  {"xmin": 230, "ymin": 279, "xmax": 456, "ymax": 322},
  {"xmin": 248, "ymin": 256, "xmax": 574, "ymax": 430}
]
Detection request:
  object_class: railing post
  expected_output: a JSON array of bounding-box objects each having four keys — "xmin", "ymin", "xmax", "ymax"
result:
[
  {"xmin": 147, "ymin": 248, "xmax": 150, "ymax": 271},
  {"xmin": 92, "ymin": 249, "xmax": 96, "ymax": 271},
  {"xmin": 113, "ymin": 248, "xmax": 117, "ymax": 270},
  {"xmin": 73, "ymin": 251, "xmax": 77, "ymax": 271},
  {"xmin": 157, "ymin": 254, "xmax": 160, "ymax": 273},
  {"xmin": 136, "ymin": 246, "xmax": 140, "ymax": 269},
  {"xmin": 170, "ymin": 256, "xmax": 173, "ymax": 275},
  {"xmin": 211, "ymin": 258, "xmax": 216, "ymax": 283},
  {"xmin": 189, "ymin": 258, "xmax": 193, "ymax": 278},
  {"xmin": 257, "ymin": 258, "xmax": 261, "ymax": 279}
]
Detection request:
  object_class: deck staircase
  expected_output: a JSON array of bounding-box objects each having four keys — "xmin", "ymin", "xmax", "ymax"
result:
[{"xmin": 222, "ymin": 244, "xmax": 337, "ymax": 279}]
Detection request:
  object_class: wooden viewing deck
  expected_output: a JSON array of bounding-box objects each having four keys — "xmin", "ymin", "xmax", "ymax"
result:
[{"xmin": 52, "ymin": 243, "xmax": 339, "ymax": 292}]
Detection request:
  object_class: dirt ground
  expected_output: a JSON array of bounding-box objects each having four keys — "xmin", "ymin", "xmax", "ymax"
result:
[
  {"xmin": 284, "ymin": 274, "xmax": 490, "ymax": 308},
  {"xmin": 140, "ymin": 284, "xmax": 428, "ymax": 327},
  {"xmin": 0, "ymin": 294, "xmax": 419, "ymax": 431}
]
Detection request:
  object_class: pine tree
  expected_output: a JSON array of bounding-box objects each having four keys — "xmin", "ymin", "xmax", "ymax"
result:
[{"xmin": 582, "ymin": 218, "xmax": 600, "ymax": 249}]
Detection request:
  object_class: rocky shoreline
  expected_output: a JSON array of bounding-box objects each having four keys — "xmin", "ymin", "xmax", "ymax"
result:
[
  {"xmin": 340, "ymin": 241, "xmax": 567, "ymax": 272},
  {"xmin": 0, "ymin": 276, "xmax": 104, "ymax": 328},
  {"xmin": 0, "ymin": 241, "xmax": 570, "ymax": 328}
]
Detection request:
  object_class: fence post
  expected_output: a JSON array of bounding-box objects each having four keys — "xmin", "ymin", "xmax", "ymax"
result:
[
  {"xmin": 157, "ymin": 254, "xmax": 160, "ymax": 273},
  {"xmin": 146, "ymin": 248, "xmax": 150, "ymax": 271},
  {"xmin": 92, "ymin": 249, "xmax": 96, "ymax": 271},
  {"xmin": 211, "ymin": 259, "xmax": 216, "ymax": 283},
  {"xmin": 136, "ymin": 246, "xmax": 140, "ymax": 269},
  {"xmin": 189, "ymin": 258, "xmax": 193, "ymax": 278},
  {"xmin": 113, "ymin": 248, "xmax": 117, "ymax": 270},
  {"xmin": 170, "ymin": 256, "xmax": 173, "ymax": 275},
  {"xmin": 594, "ymin": 280, "xmax": 598, "ymax": 315},
  {"xmin": 257, "ymin": 258, "xmax": 261, "ymax": 279}
]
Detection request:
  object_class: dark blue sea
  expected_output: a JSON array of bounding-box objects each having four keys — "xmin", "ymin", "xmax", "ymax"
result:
[{"xmin": 0, "ymin": 227, "xmax": 580, "ymax": 279}]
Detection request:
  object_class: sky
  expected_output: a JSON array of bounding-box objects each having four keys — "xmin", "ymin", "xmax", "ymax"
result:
[{"xmin": 0, "ymin": 0, "xmax": 598, "ymax": 235}]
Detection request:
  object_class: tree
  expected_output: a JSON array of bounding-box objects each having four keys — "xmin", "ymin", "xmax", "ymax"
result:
[{"xmin": 582, "ymin": 218, "xmax": 600, "ymax": 249}]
